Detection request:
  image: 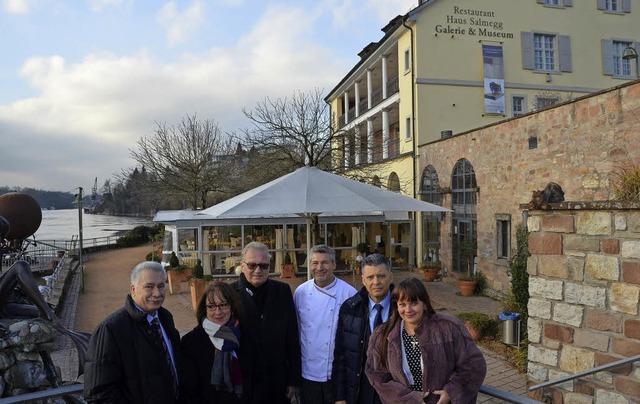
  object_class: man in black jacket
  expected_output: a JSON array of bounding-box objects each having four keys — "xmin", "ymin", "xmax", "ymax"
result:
[
  {"xmin": 84, "ymin": 261, "xmax": 181, "ymax": 403},
  {"xmin": 231, "ymin": 242, "xmax": 302, "ymax": 404},
  {"xmin": 332, "ymin": 254, "xmax": 393, "ymax": 404}
]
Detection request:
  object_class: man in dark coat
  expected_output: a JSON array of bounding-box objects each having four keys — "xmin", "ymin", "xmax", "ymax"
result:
[
  {"xmin": 332, "ymin": 254, "xmax": 393, "ymax": 404},
  {"xmin": 231, "ymin": 242, "xmax": 301, "ymax": 404},
  {"xmin": 84, "ymin": 261, "xmax": 182, "ymax": 403}
]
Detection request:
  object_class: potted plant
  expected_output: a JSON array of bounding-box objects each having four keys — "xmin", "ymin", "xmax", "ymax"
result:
[
  {"xmin": 458, "ymin": 240, "xmax": 479, "ymax": 296},
  {"xmin": 280, "ymin": 252, "xmax": 295, "ymax": 279},
  {"xmin": 454, "ymin": 311, "xmax": 499, "ymax": 341},
  {"xmin": 188, "ymin": 260, "xmax": 207, "ymax": 313},
  {"xmin": 419, "ymin": 261, "xmax": 441, "ymax": 282},
  {"xmin": 166, "ymin": 252, "xmax": 192, "ymax": 294},
  {"xmin": 392, "ymin": 257, "xmax": 407, "ymax": 269}
]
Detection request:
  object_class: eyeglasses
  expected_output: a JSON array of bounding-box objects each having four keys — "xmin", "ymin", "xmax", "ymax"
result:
[
  {"xmin": 243, "ymin": 262, "xmax": 270, "ymax": 271},
  {"xmin": 206, "ymin": 302, "xmax": 230, "ymax": 311}
]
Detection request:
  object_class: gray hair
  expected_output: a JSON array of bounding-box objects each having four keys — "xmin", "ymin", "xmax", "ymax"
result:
[
  {"xmin": 309, "ymin": 244, "xmax": 336, "ymax": 262},
  {"xmin": 131, "ymin": 261, "xmax": 166, "ymax": 285},
  {"xmin": 362, "ymin": 253, "xmax": 391, "ymax": 272},
  {"xmin": 242, "ymin": 241, "xmax": 272, "ymax": 260}
]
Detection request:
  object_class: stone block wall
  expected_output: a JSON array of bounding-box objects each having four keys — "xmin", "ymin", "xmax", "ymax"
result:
[
  {"xmin": 420, "ymin": 79, "xmax": 640, "ymax": 295},
  {"xmin": 526, "ymin": 203, "xmax": 640, "ymax": 403}
]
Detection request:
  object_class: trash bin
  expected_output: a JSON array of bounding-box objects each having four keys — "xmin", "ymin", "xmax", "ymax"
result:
[{"xmin": 499, "ymin": 311, "xmax": 521, "ymax": 346}]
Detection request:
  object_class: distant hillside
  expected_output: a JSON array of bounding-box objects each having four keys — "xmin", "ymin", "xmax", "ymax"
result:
[{"xmin": 0, "ymin": 187, "xmax": 77, "ymax": 210}]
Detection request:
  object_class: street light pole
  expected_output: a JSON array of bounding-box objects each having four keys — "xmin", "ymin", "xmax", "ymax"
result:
[{"xmin": 77, "ymin": 187, "xmax": 84, "ymax": 292}]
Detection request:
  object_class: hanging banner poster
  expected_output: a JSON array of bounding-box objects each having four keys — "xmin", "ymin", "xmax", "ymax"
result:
[{"xmin": 482, "ymin": 44, "xmax": 505, "ymax": 114}]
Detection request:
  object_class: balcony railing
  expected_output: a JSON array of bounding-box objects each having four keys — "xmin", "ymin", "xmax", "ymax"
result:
[
  {"xmin": 387, "ymin": 75, "xmax": 399, "ymax": 95},
  {"xmin": 335, "ymin": 74, "xmax": 399, "ymax": 129},
  {"xmin": 388, "ymin": 137, "xmax": 400, "ymax": 158}
]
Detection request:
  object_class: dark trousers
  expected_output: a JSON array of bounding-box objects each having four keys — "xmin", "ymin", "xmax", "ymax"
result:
[{"xmin": 300, "ymin": 378, "xmax": 334, "ymax": 404}]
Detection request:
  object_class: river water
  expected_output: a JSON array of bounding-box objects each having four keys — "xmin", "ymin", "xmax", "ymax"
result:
[{"xmin": 34, "ymin": 209, "xmax": 154, "ymax": 241}]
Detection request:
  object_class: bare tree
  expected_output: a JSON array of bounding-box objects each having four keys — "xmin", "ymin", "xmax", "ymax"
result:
[
  {"xmin": 130, "ymin": 114, "xmax": 233, "ymax": 209},
  {"xmin": 238, "ymin": 88, "xmax": 333, "ymax": 178}
]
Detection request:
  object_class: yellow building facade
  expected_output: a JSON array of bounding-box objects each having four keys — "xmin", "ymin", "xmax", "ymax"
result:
[{"xmin": 326, "ymin": 0, "xmax": 640, "ymax": 273}]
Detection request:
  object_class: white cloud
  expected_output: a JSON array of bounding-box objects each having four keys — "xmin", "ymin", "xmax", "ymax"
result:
[
  {"xmin": 321, "ymin": 0, "xmax": 417, "ymax": 30},
  {"xmin": 156, "ymin": 0, "xmax": 204, "ymax": 47},
  {"xmin": 215, "ymin": 0, "xmax": 244, "ymax": 6},
  {"xmin": 2, "ymin": 0, "xmax": 36, "ymax": 14},
  {"xmin": 0, "ymin": 0, "xmax": 417, "ymax": 191},
  {"xmin": 89, "ymin": 0, "xmax": 127, "ymax": 12}
]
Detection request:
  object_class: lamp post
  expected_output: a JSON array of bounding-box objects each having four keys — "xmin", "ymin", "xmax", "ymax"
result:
[{"xmin": 77, "ymin": 187, "xmax": 84, "ymax": 292}]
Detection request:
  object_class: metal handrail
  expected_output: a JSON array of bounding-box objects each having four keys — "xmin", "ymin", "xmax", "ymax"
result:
[
  {"xmin": 0, "ymin": 383, "xmax": 83, "ymax": 403},
  {"xmin": 480, "ymin": 385, "xmax": 543, "ymax": 403},
  {"xmin": 528, "ymin": 354, "xmax": 640, "ymax": 391},
  {"xmin": 0, "ymin": 383, "xmax": 541, "ymax": 404}
]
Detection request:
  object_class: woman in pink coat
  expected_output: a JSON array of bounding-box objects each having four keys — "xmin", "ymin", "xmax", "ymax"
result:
[{"xmin": 365, "ymin": 278, "xmax": 486, "ymax": 403}]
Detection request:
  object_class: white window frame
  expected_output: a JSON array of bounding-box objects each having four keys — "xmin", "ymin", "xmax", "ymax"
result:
[
  {"xmin": 613, "ymin": 41, "xmax": 632, "ymax": 76},
  {"xmin": 534, "ymin": 33, "xmax": 556, "ymax": 71},
  {"xmin": 404, "ymin": 48, "xmax": 411, "ymax": 74},
  {"xmin": 404, "ymin": 116, "xmax": 412, "ymax": 141},
  {"xmin": 522, "ymin": 31, "xmax": 571, "ymax": 72},
  {"xmin": 597, "ymin": 0, "xmax": 631, "ymax": 13},
  {"xmin": 602, "ymin": 39, "xmax": 639, "ymax": 78},
  {"xmin": 511, "ymin": 95, "xmax": 528, "ymax": 117}
]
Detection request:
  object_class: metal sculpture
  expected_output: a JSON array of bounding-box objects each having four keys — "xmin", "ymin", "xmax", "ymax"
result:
[{"xmin": 0, "ymin": 192, "xmax": 90, "ymax": 391}]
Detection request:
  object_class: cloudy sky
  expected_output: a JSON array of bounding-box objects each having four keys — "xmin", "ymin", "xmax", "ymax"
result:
[{"xmin": 0, "ymin": 0, "xmax": 417, "ymax": 193}]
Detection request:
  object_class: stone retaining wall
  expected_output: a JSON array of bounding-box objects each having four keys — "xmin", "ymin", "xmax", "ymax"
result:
[{"xmin": 526, "ymin": 203, "xmax": 640, "ymax": 403}]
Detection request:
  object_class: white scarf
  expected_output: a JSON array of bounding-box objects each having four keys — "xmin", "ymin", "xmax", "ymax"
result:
[{"xmin": 202, "ymin": 318, "xmax": 238, "ymax": 350}]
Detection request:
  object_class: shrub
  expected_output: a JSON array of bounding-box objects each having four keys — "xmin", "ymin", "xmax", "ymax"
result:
[
  {"xmin": 356, "ymin": 242, "xmax": 368, "ymax": 254},
  {"xmin": 145, "ymin": 252, "xmax": 161, "ymax": 262},
  {"xmin": 169, "ymin": 252, "xmax": 180, "ymax": 268},
  {"xmin": 612, "ymin": 159, "xmax": 640, "ymax": 202},
  {"xmin": 474, "ymin": 271, "xmax": 487, "ymax": 295},
  {"xmin": 455, "ymin": 311, "xmax": 499, "ymax": 339},
  {"xmin": 116, "ymin": 225, "xmax": 155, "ymax": 247},
  {"xmin": 508, "ymin": 224, "xmax": 530, "ymax": 337},
  {"xmin": 192, "ymin": 259, "xmax": 204, "ymax": 279}
]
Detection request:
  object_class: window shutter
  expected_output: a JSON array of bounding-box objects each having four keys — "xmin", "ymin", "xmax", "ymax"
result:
[
  {"xmin": 622, "ymin": 0, "xmax": 631, "ymax": 12},
  {"xmin": 559, "ymin": 35, "xmax": 572, "ymax": 72},
  {"xmin": 563, "ymin": 0, "xmax": 573, "ymax": 6},
  {"xmin": 597, "ymin": 0, "xmax": 606, "ymax": 10},
  {"xmin": 601, "ymin": 39, "xmax": 613, "ymax": 76},
  {"xmin": 521, "ymin": 32, "xmax": 534, "ymax": 70}
]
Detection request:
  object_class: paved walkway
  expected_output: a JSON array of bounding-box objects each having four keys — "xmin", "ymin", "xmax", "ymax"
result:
[{"xmin": 54, "ymin": 244, "xmax": 528, "ymax": 402}]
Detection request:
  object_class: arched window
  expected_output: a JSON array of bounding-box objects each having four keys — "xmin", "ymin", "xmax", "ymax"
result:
[
  {"xmin": 372, "ymin": 176, "xmax": 382, "ymax": 188},
  {"xmin": 420, "ymin": 165, "xmax": 442, "ymax": 263},
  {"xmin": 451, "ymin": 159, "xmax": 478, "ymax": 274},
  {"xmin": 388, "ymin": 172, "xmax": 400, "ymax": 192}
]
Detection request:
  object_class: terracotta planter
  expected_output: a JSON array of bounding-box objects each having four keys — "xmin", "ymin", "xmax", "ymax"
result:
[
  {"xmin": 463, "ymin": 322, "xmax": 482, "ymax": 341},
  {"xmin": 280, "ymin": 264, "xmax": 295, "ymax": 279},
  {"xmin": 189, "ymin": 279, "xmax": 207, "ymax": 312},
  {"xmin": 167, "ymin": 268, "xmax": 191, "ymax": 294},
  {"xmin": 422, "ymin": 268, "xmax": 439, "ymax": 282},
  {"xmin": 458, "ymin": 280, "xmax": 478, "ymax": 296}
]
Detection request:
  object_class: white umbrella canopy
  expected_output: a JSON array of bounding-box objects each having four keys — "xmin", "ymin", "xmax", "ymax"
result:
[{"xmin": 199, "ymin": 166, "xmax": 450, "ymax": 278}]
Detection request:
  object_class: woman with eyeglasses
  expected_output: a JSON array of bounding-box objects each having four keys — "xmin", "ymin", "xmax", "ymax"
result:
[
  {"xmin": 180, "ymin": 281, "xmax": 263, "ymax": 403},
  {"xmin": 365, "ymin": 278, "xmax": 486, "ymax": 403}
]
